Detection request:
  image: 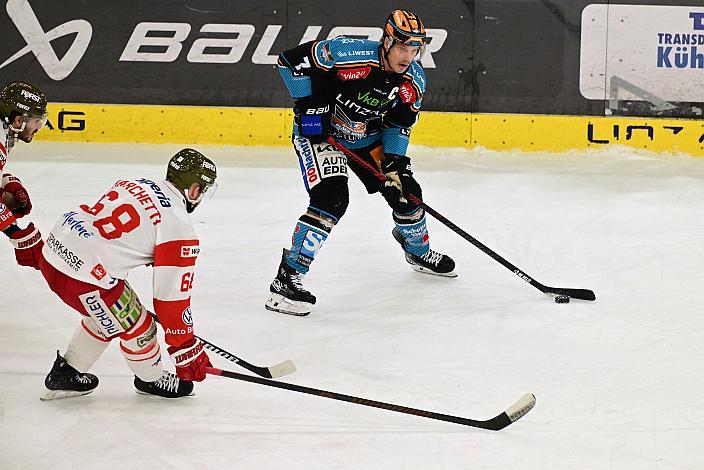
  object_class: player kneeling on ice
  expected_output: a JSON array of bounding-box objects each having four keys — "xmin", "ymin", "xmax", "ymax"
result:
[
  {"xmin": 27, "ymin": 149, "xmax": 217, "ymax": 400},
  {"xmin": 266, "ymin": 10, "xmax": 456, "ymax": 316}
]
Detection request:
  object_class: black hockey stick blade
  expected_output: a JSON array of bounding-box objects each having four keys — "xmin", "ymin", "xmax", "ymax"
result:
[
  {"xmin": 207, "ymin": 367, "xmax": 536, "ymax": 431},
  {"xmin": 542, "ymin": 286, "xmax": 596, "ymax": 301},
  {"xmin": 327, "ymin": 137, "xmax": 596, "ymax": 302},
  {"xmin": 149, "ymin": 312, "xmax": 296, "ymax": 379},
  {"xmin": 478, "ymin": 393, "xmax": 537, "ymax": 430}
]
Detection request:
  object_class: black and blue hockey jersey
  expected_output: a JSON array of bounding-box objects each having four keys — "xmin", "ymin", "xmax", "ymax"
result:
[{"xmin": 277, "ymin": 37, "xmax": 426, "ymax": 156}]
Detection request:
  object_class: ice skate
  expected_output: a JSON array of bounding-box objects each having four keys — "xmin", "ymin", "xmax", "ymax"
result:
[
  {"xmin": 41, "ymin": 351, "xmax": 99, "ymax": 401},
  {"xmin": 265, "ymin": 249, "xmax": 316, "ymax": 316},
  {"xmin": 392, "ymin": 227, "xmax": 457, "ymax": 277},
  {"xmin": 134, "ymin": 371, "xmax": 194, "ymax": 398}
]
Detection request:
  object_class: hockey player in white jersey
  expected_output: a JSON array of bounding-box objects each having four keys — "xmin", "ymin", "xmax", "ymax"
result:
[
  {"xmin": 35, "ymin": 149, "xmax": 217, "ymax": 400},
  {"xmin": 0, "ymin": 81, "xmax": 47, "ymax": 269}
]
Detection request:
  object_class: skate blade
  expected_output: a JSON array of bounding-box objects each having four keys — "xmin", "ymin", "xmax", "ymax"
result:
[
  {"xmin": 265, "ymin": 294, "xmax": 312, "ymax": 316},
  {"xmin": 135, "ymin": 389, "xmax": 195, "ymax": 398},
  {"xmin": 40, "ymin": 389, "xmax": 95, "ymax": 401},
  {"xmin": 409, "ymin": 264, "xmax": 459, "ymax": 278}
]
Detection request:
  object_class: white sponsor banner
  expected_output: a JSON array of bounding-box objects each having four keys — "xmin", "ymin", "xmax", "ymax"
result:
[{"xmin": 580, "ymin": 4, "xmax": 704, "ymax": 102}]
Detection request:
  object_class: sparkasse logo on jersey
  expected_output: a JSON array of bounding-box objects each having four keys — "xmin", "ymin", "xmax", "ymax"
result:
[{"xmin": 0, "ymin": 0, "xmax": 92, "ymax": 80}]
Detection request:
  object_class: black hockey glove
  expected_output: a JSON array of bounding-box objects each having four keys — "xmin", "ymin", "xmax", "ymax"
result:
[
  {"xmin": 294, "ymin": 95, "xmax": 331, "ymax": 144},
  {"xmin": 381, "ymin": 154, "xmax": 414, "ymax": 204}
]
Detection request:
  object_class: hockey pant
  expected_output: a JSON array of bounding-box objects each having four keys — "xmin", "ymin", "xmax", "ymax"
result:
[
  {"xmin": 39, "ymin": 257, "xmax": 163, "ymax": 382},
  {"xmin": 288, "ymin": 136, "xmax": 429, "ymax": 271}
]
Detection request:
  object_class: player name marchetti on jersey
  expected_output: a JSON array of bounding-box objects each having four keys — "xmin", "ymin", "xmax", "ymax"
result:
[{"xmin": 113, "ymin": 179, "xmax": 170, "ymax": 225}]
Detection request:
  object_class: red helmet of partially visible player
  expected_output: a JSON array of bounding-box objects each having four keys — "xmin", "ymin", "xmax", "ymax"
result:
[{"xmin": 384, "ymin": 10, "xmax": 427, "ymax": 47}]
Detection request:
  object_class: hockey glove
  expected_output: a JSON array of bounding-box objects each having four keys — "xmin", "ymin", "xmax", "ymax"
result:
[
  {"xmin": 2, "ymin": 174, "xmax": 32, "ymax": 218},
  {"xmin": 168, "ymin": 337, "xmax": 211, "ymax": 382},
  {"xmin": 8, "ymin": 223, "xmax": 44, "ymax": 270},
  {"xmin": 294, "ymin": 95, "xmax": 331, "ymax": 144},
  {"xmin": 0, "ymin": 202, "xmax": 16, "ymax": 232},
  {"xmin": 381, "ymin": 154, "xmax": 414, "ymax": 204}
]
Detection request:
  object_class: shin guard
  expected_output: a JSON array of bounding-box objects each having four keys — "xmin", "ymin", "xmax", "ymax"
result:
[
  {"xmin": 64, "ymin": 317, "xmax": 111, "ymax": 373},
  {"xmin": 285, "ymin": 206, "xmax": 337, "ymax": 274},
  {"xmin": 119, "ymin": 308, "xmax": 162, "ymax": 383},
  {"xmin": 393, "ymin": 208, "xmax": 430, "ymax": 257}
]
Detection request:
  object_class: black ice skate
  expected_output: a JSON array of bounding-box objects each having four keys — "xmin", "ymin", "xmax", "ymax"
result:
[
  {"xmin": 265, "ymin": 249, "xmax": 316, "ymax": 316},
  {"xmin": 41, "ymin": 351, "xmax": 99, "ymax": 401},
  {"xmin": 134, "ymin": 371, "xmax": 194, "ymax": 399},
  {"xmin": 392, "ymin": 227, "xmax": 458, "ymax": 278}
]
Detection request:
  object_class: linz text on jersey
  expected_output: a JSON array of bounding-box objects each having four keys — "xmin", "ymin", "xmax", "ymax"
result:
[
  {"xmin": 336, "ymin": 94, "xmax": 381, "ymax": 116},
  {"xmin": 115, "ymin": 180, "xmax": 163, "ymax": 225}
]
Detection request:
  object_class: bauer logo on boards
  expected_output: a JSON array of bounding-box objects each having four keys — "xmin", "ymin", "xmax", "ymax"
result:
[{"xmin": 0, "ymin": 0, "xmax": 92, "ymax": 80}]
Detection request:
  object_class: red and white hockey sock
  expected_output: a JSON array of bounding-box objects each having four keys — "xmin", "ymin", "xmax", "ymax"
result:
[
  {"xmin": 119, "ymin": 309, "xmax": 162, "ymax": 382},
  {"xmin": 64, "ymin": 317, "xmax": 111, "ymax": 373}
]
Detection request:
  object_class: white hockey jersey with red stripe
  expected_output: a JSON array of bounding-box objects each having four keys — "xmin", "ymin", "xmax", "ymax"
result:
[
  {"xmin": 0, "ymin": 121, "xmax": 12, "ymax": 171},
  {"xmin": 42, "ymin": 177, "xmax": 199, "ymax": 346},
  {"xmin": 0, "ymin": 122, "xmax": 18, "ymax": 230}
]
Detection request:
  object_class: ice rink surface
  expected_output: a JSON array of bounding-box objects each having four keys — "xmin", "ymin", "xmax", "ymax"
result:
[{"xmin": 2, "ymin": 141, "xmax": 704, "ymax": 469}]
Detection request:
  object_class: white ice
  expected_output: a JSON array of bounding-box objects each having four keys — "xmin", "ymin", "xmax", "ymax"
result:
[{"xmin": 1, "ymin": 141, "xmax": 703, "ymax": 470}]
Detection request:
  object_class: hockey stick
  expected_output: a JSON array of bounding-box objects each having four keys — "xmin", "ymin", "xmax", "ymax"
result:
[
  {"xmin": 207, "ymin": 366, "xmax": 535, "ymax": 430},
  {"xmin": 328, "ymin": 137, "xmax": 596, "ymax": 301},
  {"xmin": 149, "ymin": 312, "xmax": 296, "ymax": 379}
]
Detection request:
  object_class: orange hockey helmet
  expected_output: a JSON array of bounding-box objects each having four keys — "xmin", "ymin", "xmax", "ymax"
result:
[{"xmin": 384, "ymin": 10, "xmax": 427, "ymax": 47}]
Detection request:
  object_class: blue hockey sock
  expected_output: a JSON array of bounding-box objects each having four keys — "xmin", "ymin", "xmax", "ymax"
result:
[
  {"xmin": 284, "ymin": 206, "xmax": 337, "ymax": 274},
  {"xmin": 394, "ymin": 214, "xmax": 430, "ymax": 257}
]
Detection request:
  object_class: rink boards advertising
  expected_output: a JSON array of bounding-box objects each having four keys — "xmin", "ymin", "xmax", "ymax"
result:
[{"xmin": 1, "ymin": 0, "xmax": 702, "ymax": 155}]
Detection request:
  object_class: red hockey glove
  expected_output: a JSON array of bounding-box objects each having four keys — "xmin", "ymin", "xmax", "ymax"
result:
[
  {"xmin": 2, "ymin": 174, "xmax": 32, "ymax": 218},
  {"xmin": 8, "ymin": 223, "xmax": 44, "ymax": 270},
  {"xmin": 168, "ymin": 337, "xmax": 211, "ymax": 382}
]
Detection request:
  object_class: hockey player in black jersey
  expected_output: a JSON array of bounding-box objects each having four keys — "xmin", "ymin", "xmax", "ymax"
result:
[{"xmin": 266, "ymin": 10, "xmax": 456, "ymax": 316}]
